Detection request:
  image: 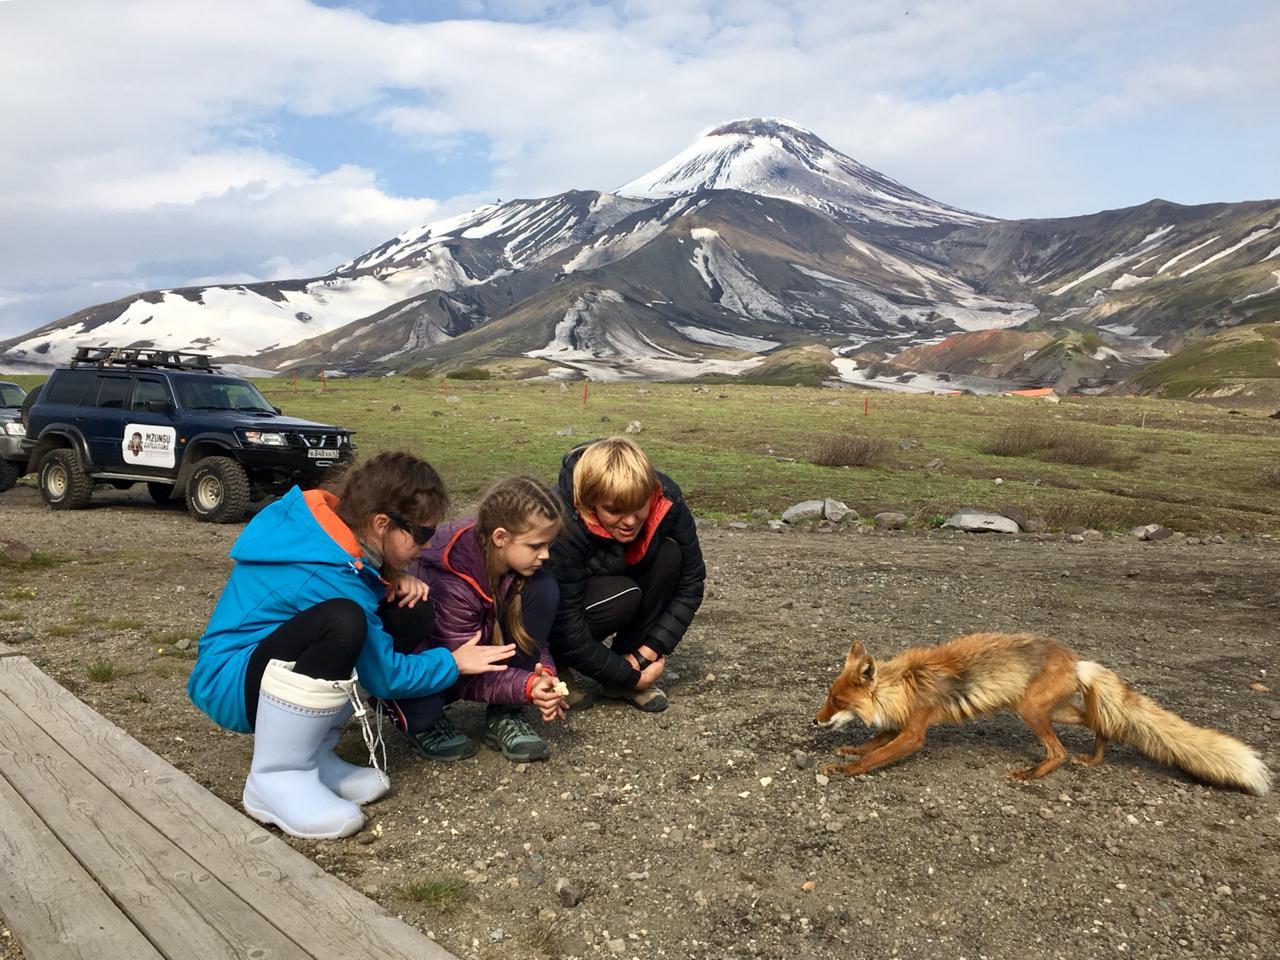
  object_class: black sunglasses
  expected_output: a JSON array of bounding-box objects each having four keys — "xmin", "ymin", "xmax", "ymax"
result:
[{"xmin": 387, "ymin": 513, "xmax": 435, "ymax": 545}]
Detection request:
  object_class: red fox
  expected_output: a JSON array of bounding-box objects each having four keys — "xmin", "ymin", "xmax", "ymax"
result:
[{"xmin": 815, "ymin": 632, "xmax": 1271, "ymax": 794}]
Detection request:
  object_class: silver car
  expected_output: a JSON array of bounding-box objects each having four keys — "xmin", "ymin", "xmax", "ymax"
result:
[{"xmin": 0, "ymin": 379, "xmax": 29, "ymax": 492}]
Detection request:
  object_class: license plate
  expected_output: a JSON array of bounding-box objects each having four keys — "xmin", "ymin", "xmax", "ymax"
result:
[{"xmin": 307, "ymin": 449, "xmax": 341, "ymax": 459}]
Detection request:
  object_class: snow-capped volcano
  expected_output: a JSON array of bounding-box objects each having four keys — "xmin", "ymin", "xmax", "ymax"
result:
[{"xmin": 617, "ymin": 118, "xmax": 992, "ymax": 229}]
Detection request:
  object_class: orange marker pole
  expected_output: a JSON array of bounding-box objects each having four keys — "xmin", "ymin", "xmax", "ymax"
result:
[
  {"xmin": 864, "ymin": 395, "xmax": 869, "ymax": 417},
  {"xmin": 582, "ymin": 382, "xmax": 588, "ymax": 406},
  {"xmin": 291, "ymin": 370, "xmax": 298, "ymax": 393},
  {"xmin": 320, "ymin": 369, "xmax": 328, "ymax": 394}
]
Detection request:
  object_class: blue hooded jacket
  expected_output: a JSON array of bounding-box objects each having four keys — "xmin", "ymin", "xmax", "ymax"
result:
[{"xmin": 187, "ymin": 485, "xmax": 459, "ymax": 733}]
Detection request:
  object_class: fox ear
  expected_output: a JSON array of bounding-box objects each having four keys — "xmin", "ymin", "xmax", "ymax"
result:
[
  {"xmin": 859, "ymin": 658, "xmax": 876, "ymax": 685},
  {"xmin": 843, "ymin": 639, "xmax": 867, "ymax": 670}
]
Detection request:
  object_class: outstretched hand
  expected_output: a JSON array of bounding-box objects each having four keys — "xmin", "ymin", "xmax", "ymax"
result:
[{"xmin": 452, "ymin": 631, "xmax": 515, "ymax": 675}]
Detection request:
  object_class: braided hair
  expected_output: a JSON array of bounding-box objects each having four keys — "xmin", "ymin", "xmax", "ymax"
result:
[{"xmin": 476, "ymin": 476, "xmax": 564, "ymax": 655}]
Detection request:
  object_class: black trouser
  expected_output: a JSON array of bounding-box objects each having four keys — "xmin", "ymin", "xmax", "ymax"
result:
[
  {"xmin": 584, "ymin": 538, "xmax": 682, "ymax": 655},
  {"xmin": 243, "ymin": 596, "xmax": 435, "ymax": 729}
]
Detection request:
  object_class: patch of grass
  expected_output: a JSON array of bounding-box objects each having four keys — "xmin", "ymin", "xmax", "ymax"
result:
[
  {"xmin": 982, "ymin": 422, "xmax": 1057, "ymax": 457},
  {"xmin": 446, "ymin": 367, "xmax": 492, "ymax": 380},
  {"xmin": 86, "ymin": 658, "xmax": 121, "ymax": 683},
  {"xmin": 397, "ymin": 875, "xmax": 469, "ymax": 911},
  {"xmin": 0, "ymin": 610, "xmax": 22, "ymax": 622},
  {"xmin": 1041, "ymin": 430, "xmax": 1134, "ymax": 468},
  {"xmin": 0, "ymin": 550, "xmax": 68, "ymax": 569},
  {"xmin": 159, "ymin": 644, "xmax": 198, "ymax": 660},
  {"xmin": 104, "ymin": 617, "xmax": 147, "ymax": 631},
  {"xmin": 1263, "ymin": 466, "xmax": 1280, "ymax": 489},
  {"xmin": 47, "ymin": 624, "xmax": 80, "ymax": 637},
  {"xmin": 9, "ymin": 587, "xmax": 38, "ymax": 601},
  {"xmin": 810, "ymin": 434, "xmax": 892, "ymax": 467}
]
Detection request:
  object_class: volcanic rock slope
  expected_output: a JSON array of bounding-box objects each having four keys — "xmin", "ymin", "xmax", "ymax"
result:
[{"xmin": 3, "ymin": 118, "xmax": 1278, "ymax": 389}]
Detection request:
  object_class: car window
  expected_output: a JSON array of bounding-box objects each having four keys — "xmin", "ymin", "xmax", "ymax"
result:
[
  {"xmin": 131, "ymin": 378, "xmax": 170, "ymax": 410},
  {"xmin": 0, "ymin": 382, "xmax": 25, "ymax": 408},
  {"xmin": 44, "ymin": 370, "xmax": 95, "ymax": 405},
  {"xmin": 172, "ymin": 376, "xmax": 274, "ymax": 412},
  {"xmin": 94, "ymin": 376, "xmax": 131, "ymax": 409}
]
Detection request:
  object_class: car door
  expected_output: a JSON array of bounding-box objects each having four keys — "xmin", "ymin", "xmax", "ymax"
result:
[
  {"xmin": 85, "ymin": 373, "xmax": 132, "ymax": 468},
  {"xmin": 120, "ymin": 376, "xmax": 179, "ymax": 478}
]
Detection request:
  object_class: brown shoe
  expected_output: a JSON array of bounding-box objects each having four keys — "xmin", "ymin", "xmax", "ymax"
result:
[{"xmin": 599, "ymin": 685, "xmax": 668, "ymax": 713}]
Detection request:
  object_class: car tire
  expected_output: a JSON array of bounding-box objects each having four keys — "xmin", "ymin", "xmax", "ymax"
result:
[
  {"xmin": 186, "ymin": 456, "xmax": 250, "ymax": 524},
  {"xmin": 147, "ymin": 482, "xmax": 175, "ymax": 504},
  {"xmin": 0, "ymin": 458, "xmax": 18, "ymax": 493},
  {"xmin": 39, "ymin": 449, "xmax": 93, "ymax": 510}
]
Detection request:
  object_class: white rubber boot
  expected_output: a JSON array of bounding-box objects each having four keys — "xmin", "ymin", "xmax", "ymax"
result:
[
  {"xmin": 317, "ymin": 701, "xmax": 391, "ymax": 805},
  {"xmin": 243, "ymin": 660, "xmax": 365, "ymax": 839}
]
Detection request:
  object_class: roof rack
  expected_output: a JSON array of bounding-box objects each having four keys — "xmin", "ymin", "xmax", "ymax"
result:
[{"xmin": 69, "ymin": 346, "xmax": 220, "ymax": 373}]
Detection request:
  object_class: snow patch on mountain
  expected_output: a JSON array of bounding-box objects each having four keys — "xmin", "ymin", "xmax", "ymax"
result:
[
  {"xmin": 1157, "ymin": 235, "xmax": 1219, "ymax": 274},
  {"xmin": 689, "ymin": 227, "xmax": 789, "ymax": 321},
  {"xmin": 1050, "ymin": 226, "xmax": 1174, "ymax": 296},
  {"xmin": 1179, "ymin": 224, "xmax": 1279, "ymax": 277},
  {"xmin": 672, "ymin": 324, "xmax": 780, "ymax": 352}
]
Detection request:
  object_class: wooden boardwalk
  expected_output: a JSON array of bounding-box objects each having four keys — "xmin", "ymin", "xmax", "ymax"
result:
[{"xmin": 0, "ymin": 643, "xmax": 456, "ymax": 960}]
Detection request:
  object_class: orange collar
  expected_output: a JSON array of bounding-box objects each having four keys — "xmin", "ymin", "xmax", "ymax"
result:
[
  {"xmin": 442, "ymin": 521, "xmax": 494, "ymax": 604},
  {"xmin": 303, "ymin": 489, "xmax": 364, "ymax": 567},
  {"xmin": 579, "ymin": 488, "xmax": 672, "ymax": 565}
]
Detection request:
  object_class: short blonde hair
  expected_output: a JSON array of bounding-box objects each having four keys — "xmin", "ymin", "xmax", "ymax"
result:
[{"xmin": 572, "ymin": 437, "xmax": 659, "ymax": 512}]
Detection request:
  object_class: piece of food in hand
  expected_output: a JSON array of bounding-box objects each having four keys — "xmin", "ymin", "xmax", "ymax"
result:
[{"xmin": 553, "ymin": 680, "xmax": 569, "ymax": 699}]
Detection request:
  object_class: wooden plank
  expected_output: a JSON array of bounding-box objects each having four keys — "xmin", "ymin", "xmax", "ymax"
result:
[
  {"xmin": 0, "ymin": 658, "xmax": 456, "ymax": 960},
  {"xmin": 0, "ymin": 772, "xmax": 164, "ymax": 960},
  {"xmin": 0, "ymin": 643, "xmax": 21, "ymax": 659},
  {"xmin": 0, "ymin": 681, "xmax": 309, "ymax": 960}
]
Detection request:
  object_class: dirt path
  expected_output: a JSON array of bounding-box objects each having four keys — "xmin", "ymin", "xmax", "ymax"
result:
[{"xmin": 2, "ymin": 484, "xmax": 1278, "ymax": 960}]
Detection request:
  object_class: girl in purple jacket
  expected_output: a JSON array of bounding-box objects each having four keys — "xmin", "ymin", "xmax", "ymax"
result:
[{"xmin": 381, "ymin": 476, "xmax": 568, "ymax": 762}]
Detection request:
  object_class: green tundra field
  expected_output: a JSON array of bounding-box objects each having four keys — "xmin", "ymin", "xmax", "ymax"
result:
[{"xmin": 6, "ymin": 374, "xmax": 1280, "ymax": 533}]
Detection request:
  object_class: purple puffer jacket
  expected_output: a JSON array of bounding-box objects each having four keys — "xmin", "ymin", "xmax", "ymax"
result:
[{"xmin": 407, "ymin": 518, "xmax": 556, "ymax": 705}]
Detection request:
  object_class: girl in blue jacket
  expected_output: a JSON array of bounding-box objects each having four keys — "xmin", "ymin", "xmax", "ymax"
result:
[{"xmin": 188, "ymin": 451, "xmax": 513, "ymax": 840}]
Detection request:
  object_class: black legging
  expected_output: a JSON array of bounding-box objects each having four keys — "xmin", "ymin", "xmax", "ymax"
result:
[
  {"xmin": 583, "ymin": 537, "xmax": 682, "ymax": 654},
  {"xmin": 243, "ymin": 597, "xmax": 435, "ymax": 728}
]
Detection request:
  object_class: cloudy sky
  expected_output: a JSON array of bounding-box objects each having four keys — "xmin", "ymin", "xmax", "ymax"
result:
[{"xmin": 1, "ymin": 0, "xmax": 1276, "ymax": 338}]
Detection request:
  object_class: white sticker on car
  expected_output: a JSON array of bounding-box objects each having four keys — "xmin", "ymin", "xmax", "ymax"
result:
[{"xmin": 123, "ymin": 423, "xmax": 177, "ymax": 468}]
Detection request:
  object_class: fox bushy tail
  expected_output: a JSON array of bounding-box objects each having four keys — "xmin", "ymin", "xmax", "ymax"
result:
[{"xmin": 1076, "ymin": 661, "xmax": 1271, "ymax": 795}]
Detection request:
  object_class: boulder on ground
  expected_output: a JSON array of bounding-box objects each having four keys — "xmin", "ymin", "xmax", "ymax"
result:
[
  {"xmin": 1129, "ymin": 524, "xmax": 1173, "ymax": 541},
  {"xmin": 823, "ymin": 498, "xmax": 857, "ymax": 523},
  {"xmin": 1022, "ymin": 517, "xmax": 1049, "ymax": 534},
  {"xmin": 782, "ymin": 500, "xmax": 825, "ymax": 523},
  {"xmin": 941, "ymin": 509, "xmax": 1021, "ymax": 534},
  {"xmin": 0, "ymin": 534, "xmax": 34, "ymax": 563},
  {"xmin": 873, "ymin": 511, "xmax": 908, "ymax": 531}
]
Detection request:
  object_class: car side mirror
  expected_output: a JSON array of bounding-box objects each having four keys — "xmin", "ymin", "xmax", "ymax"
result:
[{"xmin": 147, "ymin": 399, "xmax": 172, "ymax": 413}]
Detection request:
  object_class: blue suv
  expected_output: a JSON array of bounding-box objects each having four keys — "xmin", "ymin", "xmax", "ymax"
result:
[{"xmin": 21, "ymin": 347, "xmax": 355, "ymax": 523}]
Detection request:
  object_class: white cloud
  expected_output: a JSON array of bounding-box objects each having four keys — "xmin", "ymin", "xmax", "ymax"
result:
[{"xmin": 1, "ymin": 0, "xmax": 1278, "ymax": 339}]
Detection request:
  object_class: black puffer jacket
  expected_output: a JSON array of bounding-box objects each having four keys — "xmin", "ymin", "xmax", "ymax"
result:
[{"xmin": 546, "ymin": 444, "xmax": 706, "ymax": 688}]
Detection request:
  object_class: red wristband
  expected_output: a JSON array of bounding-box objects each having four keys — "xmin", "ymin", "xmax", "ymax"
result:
[{"xmin": 523, "ymin": 673, "xmax": 538, "ymax": 702}]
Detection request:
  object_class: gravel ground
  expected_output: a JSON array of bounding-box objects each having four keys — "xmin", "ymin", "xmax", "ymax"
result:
[{"xmin": 1, "ymin": 483, "xmax": 1278, "ymax": 960}]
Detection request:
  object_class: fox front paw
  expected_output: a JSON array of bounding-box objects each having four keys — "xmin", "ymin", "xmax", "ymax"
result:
[
  {"xmin": 821, "ymin": 761, "xmax": 861, "ymax": 777},
  {"xmin": 834, "ymin": 745, "xmax": 866, "ymax": 757}
]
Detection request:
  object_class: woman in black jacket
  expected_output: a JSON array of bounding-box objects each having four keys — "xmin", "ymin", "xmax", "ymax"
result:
[{"xmin": 546, "ymin": 437, "xmax": 705, "ymax": 712}]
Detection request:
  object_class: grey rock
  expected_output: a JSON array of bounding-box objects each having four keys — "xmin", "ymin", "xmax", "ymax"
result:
[
  {"xmin": 1000, "ymin": 507, "xmax": 1029, "ymax": 530},
  {"xmin": 823, "ymin": 498, "xmax": 857, "ymax": 522},
  {"xmin": 624, "ymin": 420, "xmax": 643, "ymax": 434},
  {"xmin": 727, "ymin": 521, "xmax": 749, "ymax": 530},
  {"xmin": 1130, "ymin": 523, "xmax": 1172, "ymax": 541},
  {"xmin": 555, "ymin": 426, "xmax": 575, "ymax": 437},
  {"xmin": 555, "ymin": 878, "xmax": 584, "ymax": 907},
  {"xmin": 0, "ymin": 535, "xmax": 34, "ymax": 563},
  {"xmin": 388, "ymin": 403, "xmax": 401, "ymax": 413},
  {"xmin": 1068, "ymin": 534, "xmax": 1085, "ymax": 543},
  {"xmin": 1022, "ymin": 517, "xmax": 1048, "ymax": 533},
  {"xmin": 1083, "ymin": 529, "xmax": 1105, "ymax": 542},
  {"xmin": 782, "ymin": 500, "xmax": 825, "ymax": 523},
  {"xmin": 1064, "ymin": 526, "xmax": 1088, "ymax": 536},
  {"xmin": 445, "ymin": 395, "xmax": 461, "ymax": 405},
  {"xmin": 941, "ymin": 509, "xmax": 1020, "ymax": 534},
  {"xmin": 925, "ymin": 458, "xmax": 945, "ymax": 470},
  {"xmin": 792, "ymin": 750, "xmax": 812, "ymax": 769},
  {"xmin": 767, "ymin": 519, "xmax": 785, "ymax": 532},
  {"xmin": 874, "ymin": 511, "xmax": 907, "ymax": 531}
]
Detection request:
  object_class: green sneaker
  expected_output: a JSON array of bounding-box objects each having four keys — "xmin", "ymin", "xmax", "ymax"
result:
[
  {"xmin": 599, "ymin": 685, "xmax": 669, "ymax": 713},
  {"xmin": 400, "ymin": 714, "xmax": 476, "ymax": 762},
  {"xmin": 483, "ymin": 705, "xmax": 550, "ymax": 762}
]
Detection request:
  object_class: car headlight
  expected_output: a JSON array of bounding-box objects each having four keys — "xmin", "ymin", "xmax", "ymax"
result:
[
  {"xmin": 241, "ymin": 430, "xmax": 288, "ymax": 447},
  {"xmin": 2, "ymin": 422, "xmax": 24, "ymax": 437}
]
